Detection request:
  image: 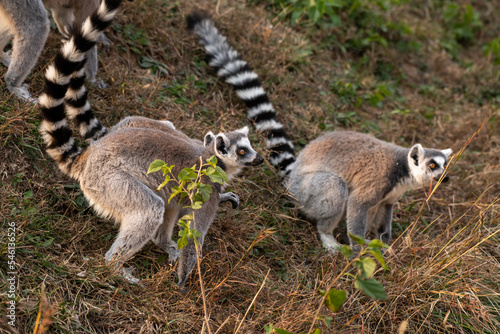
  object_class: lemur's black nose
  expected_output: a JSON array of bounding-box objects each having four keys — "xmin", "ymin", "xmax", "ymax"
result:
[
  {"xmin": 251, "ymin": 154, "xmax": 264, "ymax": 166},
  {"xmin": 442, "ymin": 174, "xmax": 449, "ymax": 183}
]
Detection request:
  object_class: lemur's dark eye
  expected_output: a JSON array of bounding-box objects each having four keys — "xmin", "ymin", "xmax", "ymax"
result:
[
  {"xmin": 239, "ymin": 149, "xmax": 246, "ymax": 155},
  {"xmin": 429, "ymin": 163, "xmax": 436, "ymax": 169}
]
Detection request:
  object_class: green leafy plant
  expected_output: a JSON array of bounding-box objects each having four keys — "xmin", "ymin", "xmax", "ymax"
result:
[
  {"xmin": 113, "ymin": 23, "xmax": 150, "ymax": 54},
  {"xmin": 147, "ymin": 155, "xmax": 228, "ymax": 249},
  {"xmin": 147, "ymin": 155, "xmax": 228, "ymax": 333},
  {"xmin": 271, "ymin": 0, "xmax": 409, "ymax": 54},
  {"xmin": 442, "ymin": 3, "xmax": 482, "ymax": 46},
  {"xmin": 330, "ymin": 79, "xmax": 395, "ymax": 109},
  {"xmin": 162, "ymin": 82, "xmax": 192, "ymax": 106},
  {"xmin": 483, "ymin": 38, "xmax": 500, "ymax": 66},
  {"xmin": 139, "ymin": 56, "xmax": 169, "ymax": 76}
]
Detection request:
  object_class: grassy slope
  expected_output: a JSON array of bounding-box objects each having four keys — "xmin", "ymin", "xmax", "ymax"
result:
[{"xmin": 0, "ymin": 0, "xmax": 499, "ymax": 333}]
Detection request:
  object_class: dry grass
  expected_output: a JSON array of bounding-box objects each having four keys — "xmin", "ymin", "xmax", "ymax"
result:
[{"xmin": 0, "ymin": 0, "xmax": 499, "ymax": 333}]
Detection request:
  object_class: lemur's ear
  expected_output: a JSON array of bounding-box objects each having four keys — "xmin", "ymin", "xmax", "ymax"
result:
[
  {"xmin": 215, "ymin": 133, "xmax": 230, "ymax": 156},
  {"xmin": 204, "ymin": 131, "xmax": 215, "ymax": 147},
  {"xmin": 409, "ymin": 144, "xmax": 424, "ymax": 166},
  {"xmin": 441, "ymin": 148, "xmax": 452, "ymax": 158},
  {"xmin": 236, "ymin": 126, "xmax": 249, "ymax": 135}
]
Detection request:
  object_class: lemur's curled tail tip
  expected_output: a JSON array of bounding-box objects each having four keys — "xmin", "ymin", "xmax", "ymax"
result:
[{"xmin": 186, "ymin": 10, "xmax": 211, "ymax": 31}]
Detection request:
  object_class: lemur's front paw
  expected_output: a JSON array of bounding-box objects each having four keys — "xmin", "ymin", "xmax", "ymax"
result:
[
  {"xmin": 8, "ymin": 84, "xmax": 37, "ymax": 104},
  {"xmin": 89, "ymin": 78, "xmax": 108, "ymax": 89},
  {"xmin": 220, "ymin": 192, "xmax": 239, "ymax": 209}
]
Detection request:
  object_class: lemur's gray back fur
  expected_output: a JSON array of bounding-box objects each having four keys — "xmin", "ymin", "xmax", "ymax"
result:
[
  {"xmin": 0, "ymin": 0, "xmax": 49, "ymax": 102},
  {"xmin": 187, "ymin": 12, "xmax": 295, "ymax": 176}
]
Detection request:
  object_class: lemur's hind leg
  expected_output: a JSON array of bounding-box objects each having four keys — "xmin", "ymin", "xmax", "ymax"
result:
[
  {"xmin": 373, "ymin": 204, "xmax": 393, "ymax": 245},
  {"xmin": 152, "ymin": 206, "xmax": 180, "ymax": 261},
  {"xmin": 290, "ymin": 171, "xmax": 348, "ymax": 253},
  {"xmin": 102, "ymin": 180, "xmax": 165, "ymax": 277},
  {"xmin": 2, "ymin": 1, "xmax": 49, "ymax": 102},
  {"xmin": 85, "ymin": 45, "xmax": 107, "ymax": 88},
  {"xmin": 345, "ymin": 196, "xmax": 371, "ymax": 246}
]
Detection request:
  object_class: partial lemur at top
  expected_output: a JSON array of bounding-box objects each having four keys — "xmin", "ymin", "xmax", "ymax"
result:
[{"xmin": 0, "ymin": 0, "xmax": 123, "ymax": 103}]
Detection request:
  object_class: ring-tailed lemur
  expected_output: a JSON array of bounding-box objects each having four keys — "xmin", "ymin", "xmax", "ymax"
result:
[
  {"xmin": 0, "ymin": 0, "xmax": 111, "ymax": 103},
  {"xmin": 38, "ymin": 0, "xmax": 264, "ymax": 287},
  {"xmin": 187, "ymin": 12, "xmax": 453, "ymax": 251}
]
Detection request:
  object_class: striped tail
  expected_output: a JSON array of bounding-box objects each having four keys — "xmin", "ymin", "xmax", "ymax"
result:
[
  {"xmin": 187, "ymin": 12, "xmax": 296, "ymax": 176},
  {"xmin": 39, "ymin": 0, "xmax": 122, "ymax": 177}
]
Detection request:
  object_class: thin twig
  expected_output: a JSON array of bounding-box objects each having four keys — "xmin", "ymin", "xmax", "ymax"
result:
[
  {"xmin": 194, "ymin": 156, "xmax": 212, "ymax": 334},
  {"xmin": 234, "ymin": 269, "xmax": 271, "ymax": 334}
]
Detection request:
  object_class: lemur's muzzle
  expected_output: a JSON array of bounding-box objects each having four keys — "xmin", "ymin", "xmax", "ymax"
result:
[
  {"xmin": 434, "ymin": 173, "xmax": 449, "ymax": 183},
  {"xmin": 247, "ymin": 154, "xmax": 264, "ymax": 166}
]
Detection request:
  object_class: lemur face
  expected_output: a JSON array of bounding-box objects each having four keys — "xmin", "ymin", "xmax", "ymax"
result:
[
  {"xmin": 408, "ymin": 145, "xmax": 452, "ymax": 188},
  {"xmin": 204, "ymin": 126, "xmax": 264, "ymax": 172}
]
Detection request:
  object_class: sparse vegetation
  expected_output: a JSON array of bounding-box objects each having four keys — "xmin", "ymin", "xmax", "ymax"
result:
[{"xmin": 0, "ymin": 0, "xmax": 499, "ymax": 333}]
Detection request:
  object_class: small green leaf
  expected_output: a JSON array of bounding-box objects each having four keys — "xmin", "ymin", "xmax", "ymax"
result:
[
  {"xmin": 42, "ymin": 237, "xmax": 54, "ymax": 247},
  {"xmin": 311, "ymin": 329, "xmax": 322, "ymax": 334},
  {"xmin": 187, "ymin": 182, "xmax": 199, "ymax": 192},
  {"xmin": 368, "ymin": 249, "xmax": 388, "ymax": 270},
  {"xmin": 207, "ymin": 155, "xmax": 218, "ymax": 166},
  {"xmin": 355, "ymin": 276, "xmax": 387, "ymax": 300},
  {"xmin": 168, "ymin": 186, "xmax": 183, "ymax": 203},
  {"xmin": 179, "ymin": 214, "xmax": 193, "ymax": 221},
  {"xmin": 264, "ymin": 324, "xmax": 273, "ymax": 334},
  {"xmin": 177, "ymin": 236, "xmax": 188, "ymax": 249},
  {"xmin": 321, "ymin": 288, "xmax": 346, "ymax": 312},
  {"xmin": 198, "ymin": 184, "xmax": 213, "ymax": 202},
  {"xmin": 156, "ymin": 175, "xmax": 171, "ymax": 191},
  {"xmin": 162, "ymin": 164, "xmax": 174, "ymax": 176},
  {"xmin": 147, "ymin": 159, "xmax": 165, "ymax": 174},
  {"xmin": 349, "ymin": 233, "xmax": 365, "ymax": 245},
  {"xmin": 368, "ymin": 239, "xmax": 388, "ymax": 249},
  {"xmin": 275, "ymin": 329, "xmax": 293, "ymax": 334},
  {"xmin": 354, "ymin": 257, "xmax": 376, "ymax": 279},
  {"xmin": 178, "ymin": 168, "xmax": 198, "ymax": 181},
  {"xmin": 337, "ymin": 244, "xmax": 353, "ymax": 258},
  {"xmin": 192, "ymin": 201, "xmax": 203, "ymax": 210},
  {"xmin": 206, "ymin": 167, "xmax": 224, "ymax": 184},
  {"xmin": 215, "ymin": 166, "xmax": 229, "ymax": 183}
]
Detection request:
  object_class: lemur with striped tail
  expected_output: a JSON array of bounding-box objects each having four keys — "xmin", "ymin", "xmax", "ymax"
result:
[
  {"xmin": 187, "ymin": 12, "xmax": 453, "ymax": 251},
  {"xmin": 38, "ymin": 0, "xmax": 263, "ymax": 287}
]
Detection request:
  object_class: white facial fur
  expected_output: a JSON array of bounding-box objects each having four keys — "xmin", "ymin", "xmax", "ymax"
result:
[{"xmin": 408, "ymin": 144, "xmax": 450, "ymax": 189}]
